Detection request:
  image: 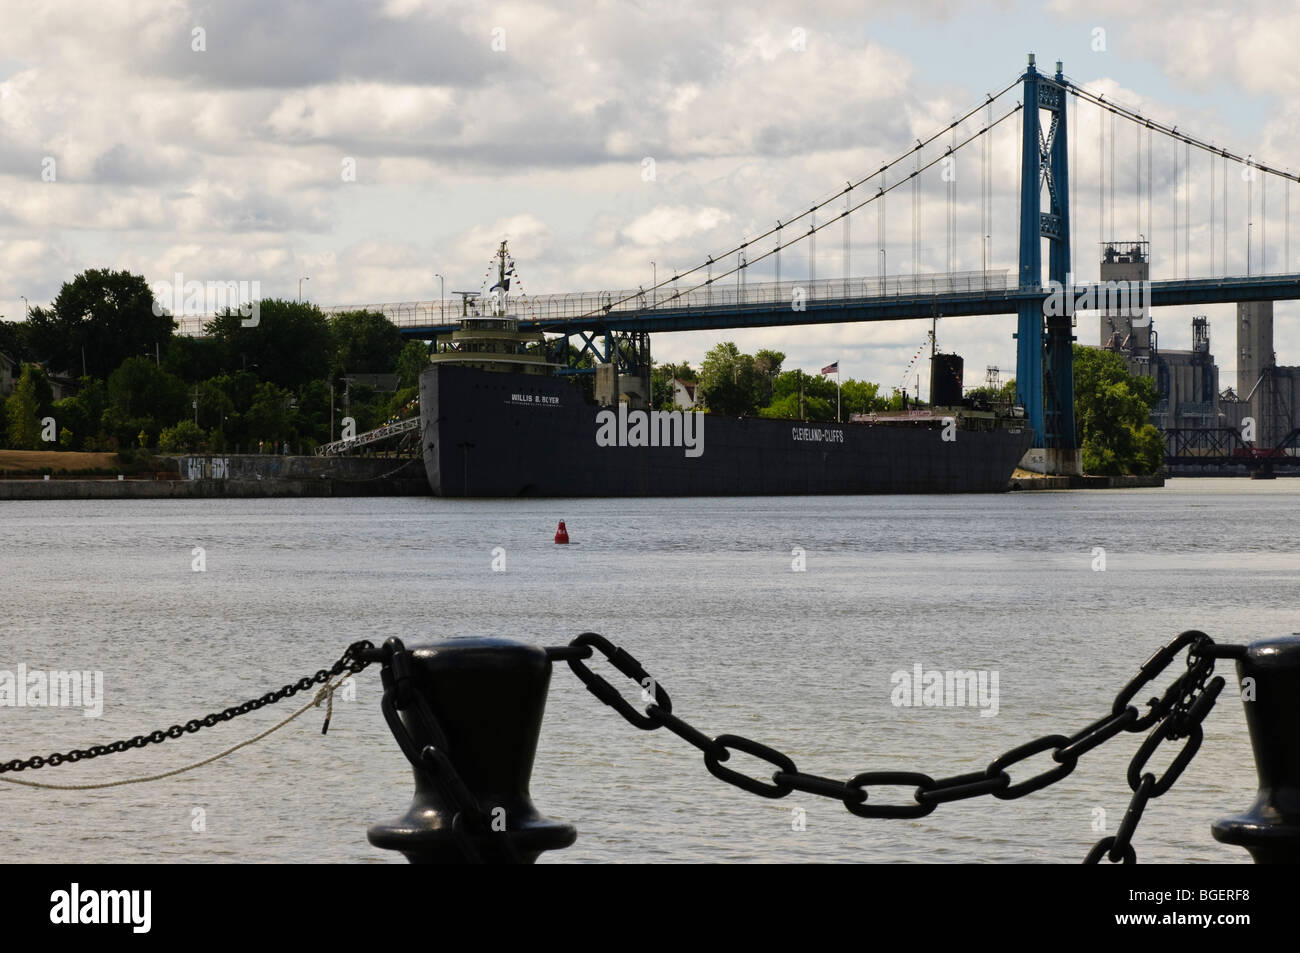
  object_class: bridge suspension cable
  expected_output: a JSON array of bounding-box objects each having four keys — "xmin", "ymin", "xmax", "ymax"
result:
[
  {"xmin": 1066, "ymin": 73, "xmax": 1298, "ymax": 279},
  {"xmin": 561, "ymin": 76, "xmax": 1025, "ymax": 324},
  {"xmin": 552, "ymin": 101, "xmax": 1026, "ymax": 325}
]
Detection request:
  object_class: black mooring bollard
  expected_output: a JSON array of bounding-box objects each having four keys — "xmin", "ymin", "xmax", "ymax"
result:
[
  {"xmin": 1212, "ymin": 635, "xmax": 1300, "ymax": 863},
  {"xmin": 367, "ymin": 636, "xmax": 576, "ymax": 863}
]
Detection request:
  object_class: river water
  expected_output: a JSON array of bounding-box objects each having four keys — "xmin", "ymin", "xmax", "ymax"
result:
[{"xmin": 2, "ymin": 478, "xmax": 1295, "ymax": 863}]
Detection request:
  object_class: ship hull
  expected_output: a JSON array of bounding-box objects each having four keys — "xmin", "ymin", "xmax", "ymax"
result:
[{"xmin": 420, "ymin": 365, "xmax": 1032, "ymax": 496}]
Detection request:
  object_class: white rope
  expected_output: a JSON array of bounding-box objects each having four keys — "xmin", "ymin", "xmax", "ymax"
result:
[{"xmin": 0, "ymin": 676, "xmax": 347, "ymax": 792}]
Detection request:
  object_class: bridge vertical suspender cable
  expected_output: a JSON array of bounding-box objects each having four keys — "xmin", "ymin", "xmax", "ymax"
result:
[
  {"xmin": 1211, "ymin": 148, "xmax": 1216, "ymax": 276},
  {"xmin": 1110, "ymin": 110, "xmax": 1116, "ymax": 244},
  {"xmin": 1247, "ymin": 157, "xmax": 1253, "ymax": 276},
  {"xmin": 951, "ymin": 124, "xmax": 961, "ymax": 276},
  {"xmin": 1262, "ymin": 171, "xmax": 1267, "ymax": 274},
  {"xmin": 981, "ymin": 110, "xmax": 986, "ymax": 288},
  {"xmin": 844, "ymin": 187, "xmax": 851, "ymax": 297},
  {"xmin": 1098, "ymin": 107, "xmax": 1105, "ymax": 248},
  {"xmin": 1185, "ymin": 141, "xmax": 1191, "ymax": 279},
  {"xmin": 810, "ymin": 210, "xmax": 816, "ymax": 288},
  {"xmin": 1224, "ymin": 155, "xmax": 1230, "ymax": 276},
  {"xmin": 912, "ymin": 149, "xmax": 919, "ymax": 278},
  {"xmin": 1172, "ymin": 135, "xmax": 1179, "ymax": 279},
  {"xmin": 775, "ymin": 223, "xmax": 781, "ymax": 287},
  {"xmin": 1135, "ymin": 119, "xmax": 1141, "ymax": 245},
  {"xmin": 1146, "ymin": 126, "xmax": 1152, "ymax": 266},
  {"xmin": 879, "ymin": 170, "xmax": 886, "ymax": 285}
]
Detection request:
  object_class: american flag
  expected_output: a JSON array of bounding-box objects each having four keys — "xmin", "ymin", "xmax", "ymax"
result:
[{"xmin": 821, "ymin": 362, "xmax": 838, "ymax": 375}]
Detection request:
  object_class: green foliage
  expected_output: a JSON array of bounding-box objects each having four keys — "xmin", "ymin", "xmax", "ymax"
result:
[
  {"xmin": 5, "ymin": 365, "xmax": 51, "ymax": 449},
  {"xmin": 107, "ymin": 357, "xmax": 187, "ymax": 421},
  {"xmin": 158, "ymin": 420, "xmax": 207, "ymax": 453},
  {"xmin": 52, "ymin": 397, "xmax": 88, "ymax": 450},
  {"xmin": 295, "ymin": 379, "xmax": 333, "ymax": 441},
  {"xmin": 965, "ymin": 378, "xmax": 1017, "ymax": 409},
  {"xmin": 193, "ymin": 379, "xmax": 235, "ymax": 432},
  {"xmin": 759, "ymin": 392, "xmax": 835, "ymax": 421},
  {"xmin": 24, "ymin": 270, "xmax": 173, "ymax": 378},
  {"xmin": 1073, "ymin": 346, "xmax": 1163, "ymax": 475},
  {"xmin": 386, "ymin": 385, "xmax": 419, "ymax": 418},
  {"xmin": 840, "ymin": 379, "xmax": 881, "ymax": 416},
  {"xmin": 104, "ymin": 357, "xmax": 187, "ymax": 447},
  {"xmin": 163, "ymin": 334, "xmax": 227, "ymax": 383},
  {"xmin": 0, "ymin": 319, "xmax": 30, "ymax": 364},
  {"xmin": 752, "ymin": 350, "xmax": 785, "ymax": 407},
  {"xmin": 699, "ymin": 342, "xmax": 759, "ymax": 416},
  {"xmin": 331, "ymin": 310, "xmax": 404, "ymax": 375},
  {"xmin": 244, "ymin": 382, "xmax": 296, "ymax": 444},
  {"xmin": 205, "ymin": 299, "xmax": 332, "ymax": 392},
  {"xmin": 396, "ymin": 340, "xmax": 430, "ymax": 390}
]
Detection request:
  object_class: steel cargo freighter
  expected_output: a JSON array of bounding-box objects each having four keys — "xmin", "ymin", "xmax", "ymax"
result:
[{"xmin": 418, "ymin": 244, "xmax": 1032, "ymax": 497}]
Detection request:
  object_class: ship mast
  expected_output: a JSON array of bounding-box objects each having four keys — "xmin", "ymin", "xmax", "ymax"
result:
[{"xmin": 494, "ymin": 240, "xmax": 509, "ymax": 317}]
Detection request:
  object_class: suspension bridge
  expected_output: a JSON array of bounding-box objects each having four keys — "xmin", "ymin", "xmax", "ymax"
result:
[{"xmin": 310, "ymin": 55, "xmax": 1300, "ymax": 474}]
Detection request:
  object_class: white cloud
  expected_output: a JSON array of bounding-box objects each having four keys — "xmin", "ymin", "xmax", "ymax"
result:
[{"xmin": 622, "ymin": 205, "xmax": 730, "ymax": 245}]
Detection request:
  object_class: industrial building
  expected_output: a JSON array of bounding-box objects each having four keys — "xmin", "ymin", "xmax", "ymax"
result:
[{"xmin": 1093, "ymin": 241, "xmax": 1298, "ymax": 471}]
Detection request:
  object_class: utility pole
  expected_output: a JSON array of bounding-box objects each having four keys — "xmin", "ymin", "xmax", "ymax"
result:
[{"xmin": 192, "ymin": 384, "xmax": 200, "ymax": 426}]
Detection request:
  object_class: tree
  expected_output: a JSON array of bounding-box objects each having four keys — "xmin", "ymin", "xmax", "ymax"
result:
[
  {"xmin": 295, "ymin": 379, "xmax": 333, "ymax": 444},
  {"xmin": 24, "ymin": 270, "xmax": 173, "ymax": 378},
  {"xmin": 760, "ymin": 391, "xmax": 834, "ymax": 421},
  {"xmin": 244, "ymin": 381, "xmax": 296, "ymax": 445},
  {"xmin": 331, "ymin": 310, "xmax": 404, "ymax": 375},
  {"xmin": 965, "ymin": 378, "xmax": 1018, "ymax": 410},
  {"xmin": 0, "ymin": 319, "xmax": 31, "ymax": 365},
  {"xmin": 50, "ymin": 378, "xmax": 108, "ymax": 451},
  {"xmin": 840, "ymin": 379, "xmax": 882, "ymax": 416},
  {"xmin": 205, "ymin": 299, "xmax": 332, "ymax": 392},
  {"xmin": 1073, "ymin": 346, "xmax": 1162, "ymax": 475},
  {"xmin": 753, "ymin": 350, "xmax": 785, "ymax": 406},
  {"xmin": 163, "ymin": 334, "xmax": 227, "ymax": 383},
  {"xmin": 699, "ymin": 342, "xmax": 759, "ymax": 416},
  {"xmin": 104, "ymin": 357, "xmax": 187, "ymax": 447},
  {"xmin": 194, "ymin": 379, "xmax": 235, "ymax": 433},
  {"xmin": 4, "ymin": 365, "xmax": 50, "ymax": 449},
  {"xmin": 396, "ymin": 340, "xmax": 430, "ymax": 390},
  {"xmin": 158, "ymin": 420, "xmax": 207, "ymax": 453}
]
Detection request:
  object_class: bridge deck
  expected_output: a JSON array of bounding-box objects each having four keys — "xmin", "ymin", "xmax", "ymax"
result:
[{"xmin": 172, "ymin": 271, "xmax": 1300, "ymax": 338}]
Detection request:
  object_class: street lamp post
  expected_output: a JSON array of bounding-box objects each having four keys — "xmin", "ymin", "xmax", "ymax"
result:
[
  {"xmin": 436, "ymin": 273, "xmax": 445, "ymax": 321},
  {"xmin": 650, "ymin": 260, "xmax": 656, "ymax": 308},
  {"xmin": 299, "ymin": 276, "xmax": 310, "ymax": 302},
  {"xmin": 20, "ymin": 295, "xmax": 28, "ymax": 319}
]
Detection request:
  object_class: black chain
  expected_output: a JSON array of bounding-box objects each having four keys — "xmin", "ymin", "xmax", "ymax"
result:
[
  {"xmin": 549, "ymin": 629, "xmax": 1230, "ymax": 863},
  {"xmin": 0, "ymin": 640, "xmax": 377, "ymax": 775}
]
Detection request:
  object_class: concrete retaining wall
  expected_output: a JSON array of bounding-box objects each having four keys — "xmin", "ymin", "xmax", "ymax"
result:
[{"xmin": 0, "ymin": 454, "xmax": 429, "ymax": 499}]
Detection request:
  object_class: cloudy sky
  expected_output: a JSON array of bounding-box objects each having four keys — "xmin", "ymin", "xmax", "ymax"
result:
[{"xmin": 2, "ymin": 0, "xmax": 1297, "ymax": 392}]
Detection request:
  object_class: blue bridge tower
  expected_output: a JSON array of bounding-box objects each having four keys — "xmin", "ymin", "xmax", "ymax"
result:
[{"xmin": 1017, "ymin": 54, "xmax": 1080, "ymax": 475}]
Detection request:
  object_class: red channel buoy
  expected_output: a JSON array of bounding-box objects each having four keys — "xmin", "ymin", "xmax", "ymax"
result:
[{"xmin": 554, "ymin": 520, "xmax": 569, "ymax": 544}]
